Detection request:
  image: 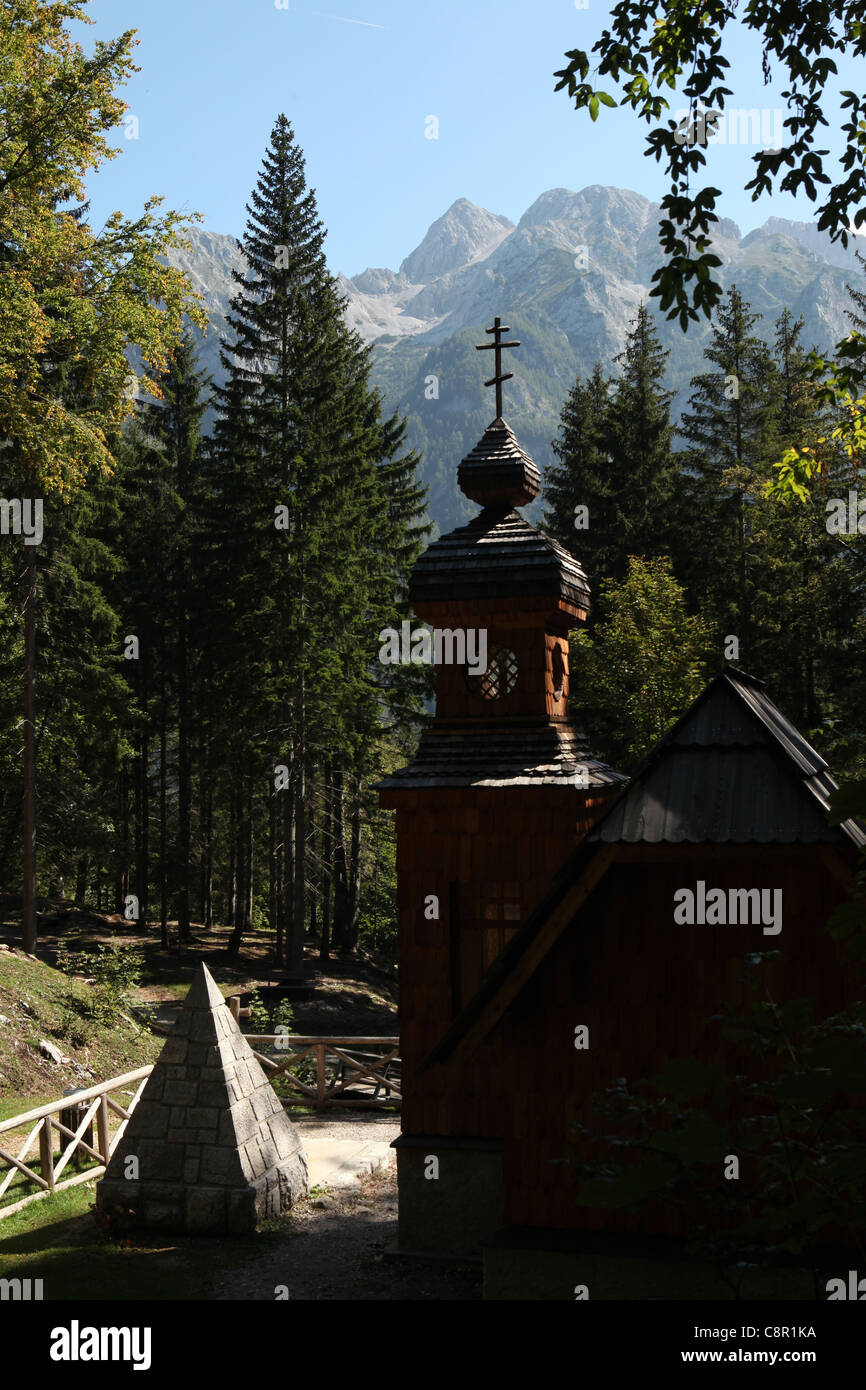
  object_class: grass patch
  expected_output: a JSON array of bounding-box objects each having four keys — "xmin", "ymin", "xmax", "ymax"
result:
[
  {"xmin": 0, "ymin": 1182, "xmax": 291, "ymax": 1300},
  {"xmin": 0, "ymin": 951, "xmax": 161, "ymax": 1099},
  {"xmin": 0, "ymin": 1095, "xmax": 57, "ymax": 1123}
]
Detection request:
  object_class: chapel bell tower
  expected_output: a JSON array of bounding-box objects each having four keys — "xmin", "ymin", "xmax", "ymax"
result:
[{"xmin": 379, "ymin": 318, "xmax": 624, "ymax": 1122}]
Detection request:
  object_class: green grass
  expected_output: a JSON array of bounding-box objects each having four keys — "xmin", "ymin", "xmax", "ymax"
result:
[
  {"xmin": 0, "ymin": 1095, "xmax": 56, "ymax": 1122},
  {"xmin": 0, "ymin": 1181, "xmax": 293, "ymax": 1300}
]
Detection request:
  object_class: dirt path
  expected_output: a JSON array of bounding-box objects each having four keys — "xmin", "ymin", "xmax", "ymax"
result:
[{"xmin": 213, "ymin": 1167, "xmax": 481, "ymax": 1301}]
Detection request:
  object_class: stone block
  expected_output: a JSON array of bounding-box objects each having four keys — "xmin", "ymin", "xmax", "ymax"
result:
[
  {"xmin": 258, "ymin": 1138, "xmax": 278, "ymax": 1172},
  {"xmin": 197, "ymin": 1079, "xmax": 229, "ymax": 1108},
  {"xmin": 243, "ymin": 1137, "xmax": 266, "ymax": 1179},
  {"xmin": 201, "ymin": 1144, "xmax": 243, "ymax": 1185},
  {"xmin": 128, "ymin": 1101, "xmax": 169, "ymax": 1139},
  {"xmin": 161, "ymin": 1078, "xmax": 198, "ymax": 1107},
  {"xmin": 396, "ymin": 1142, "xmax": 503, "ymax": 1256},
  {"xmin": 170, "ymin": 1127, "xmax": 200, "ymax": 1145},
  {"xmin": 143, "ymin": 1070, "xmax": 165, "ymax": 1102},
  {"xmin": 141, "ymin": 1196, "xmax": 185, "ymax": 1230},
  {"xmin": 270, "ymin": 1119, "xmax": 299, "ymax": 1160},
  {"xmin": 97, "ymin": 963, "xmax": 308, "ymax": 1237},
  {"xmin": 137, "ymin": 1139, "xmax": 186, "ymax": 1182},
  {"xmin": 227, "ymin": 1186, "xmax": 257, "ymax": 1235},
  {"xmin": 186, "ymin": 1186, "xmax": 227, "ymax": 1234},
  {"xmin": 215, "ymin": 1011, "xmax": 235, "ymax": 1038},
  {"xmin": 188, "ymin": 1106, "xmax": 218, "ymax": 1129},
  {"xmin": 231, "ymin": 1099, "xmax": 258, "ymax": 1143},
  {"xmin": 157, "ymin": 1039, "xmax": 188, "ymax": 1066},
  {"xmin": 250, "ymin": 1090, "xmax": 272, "ymax": 1122}
]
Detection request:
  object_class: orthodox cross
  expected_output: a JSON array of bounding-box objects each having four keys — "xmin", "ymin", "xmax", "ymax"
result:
[{"xmin": 476, "ymin": 316, "xmax": 520, "ymax": 418}]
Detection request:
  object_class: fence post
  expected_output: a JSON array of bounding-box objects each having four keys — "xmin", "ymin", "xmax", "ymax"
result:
[
  {"xmin": 316, "ymin": 1044, "xmax": 326, "ymax": 1110},
  {"xmin": 97, "ymin": 1095, "xmax": 111, "ymax": 1163},
  {"xmin": 228, "ymin": 996, "xmax": 240, "ymax": 1022},
  {"xmin": 38, "ymin": 1119, "xmax": 55, "ymax": 1191}
]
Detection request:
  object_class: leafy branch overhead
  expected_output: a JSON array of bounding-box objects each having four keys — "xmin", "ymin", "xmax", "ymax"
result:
[
  {"xmin": 0, "ymin": 0, "xmax": 206, "ymax": 496},
  {"xmin": 555, "ymin": 1, "xmax": 866, "ymax": 330}
]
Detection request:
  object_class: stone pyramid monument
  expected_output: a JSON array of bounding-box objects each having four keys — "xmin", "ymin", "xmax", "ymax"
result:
[{"xmin": 97, "ymin": 962, "xmax": 308, "ymax": 1234}]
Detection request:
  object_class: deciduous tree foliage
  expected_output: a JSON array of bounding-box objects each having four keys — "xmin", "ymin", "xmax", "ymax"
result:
[
  {"xmin": 552, "ymin": 289, "xmax": 865, "ymax": 777},
  {"xmin": 570, "ymin": 556, "xmax": 714, "ymax": 770},
  {"xmin": 555, "ymin": 0, "xmax": 866, "ymax": 329},
  {"xmin": 0, "ymin": 0, "xmax": 203, "ymax": 949}
]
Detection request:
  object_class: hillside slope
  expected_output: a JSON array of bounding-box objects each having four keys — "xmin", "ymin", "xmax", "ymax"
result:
[{"xmin": 0, "ymin": 946, "xmax": 160, "ymax": 1104}]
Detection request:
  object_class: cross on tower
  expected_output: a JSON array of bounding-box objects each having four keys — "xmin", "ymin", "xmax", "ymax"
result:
[{"xmin": 476, "ymin": 316, "xmax": 520, "ymax": 419}]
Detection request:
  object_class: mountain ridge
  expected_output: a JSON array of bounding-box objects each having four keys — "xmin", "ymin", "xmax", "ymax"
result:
[{"xmin": 167, "ymin": 185, "xmax": 866, "ymax": 533}]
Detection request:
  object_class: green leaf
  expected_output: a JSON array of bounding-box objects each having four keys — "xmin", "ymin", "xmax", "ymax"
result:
[{"xmin": 828, "ymin": 780, "xmax": 866, "ymax": 825}]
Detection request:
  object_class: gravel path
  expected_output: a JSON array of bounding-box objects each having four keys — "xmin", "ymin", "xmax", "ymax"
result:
[
  {"xmin": 212, "ymin": 1158, "xmax": 481, "ymax": 1301},
  {"xmin": 293, "ymin": 1112, "xmax": 399, "ymax": 1146}
]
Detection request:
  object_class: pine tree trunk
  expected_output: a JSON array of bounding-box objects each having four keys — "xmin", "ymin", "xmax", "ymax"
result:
[
  {"xmin": 344, "ymin": 776, "xmax": 362, "ymax": 954},
  {"xmin": 159, "ymin": 664, "xmax": 169, "ymax": 948},
  {"xmin": 289, "ymin": 729, "xmax": 306, "ymax": 978},
  {"xmin": 204, "ymin": 780, "xmax": 213, "ymax": 932},
  {"xmin": 227, "ymin": 787, "xmax": 237, "ymax": 936},
  {"xmin": 320, "ymin": 763, "xmax": 332, "ymax": 964},
  {"xmin": 245, "ymin": 780, "xmax": 254, "ymax": 932},
  {"xmin": 332, "ymin": 767, "xmax": 350, "ymax": 951},
  {"xmin": 118, "ymin": 763, "xmax": 129, "ymax": 914},
  {"xmin": 136, "ymin": 663, "xmax": 150, "ymax": 929},
  {"xmin": 176, "ymin": 602, "xmax": 192, "ymax": 941},
  {"xmin": 269, "ymin": 790, "xmax": 278, "ymax": 959},
  {"xmin": 22, "ymin": 543, "xmax": 37, "ymax": 952},
  {"xmin": 75, "ymin": 854, "xmax": 89, "ymax": 907},
  {"xmin": 275, "ymin": 785, "xmax": 284, "ymax": 962},
  {"xmin": 227, "ymin": 779, "xmax": 249, "ymax": 956}
]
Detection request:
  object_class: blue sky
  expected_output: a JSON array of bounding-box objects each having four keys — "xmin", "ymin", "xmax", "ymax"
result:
[{"xmin": 82, "ymin": 0, "xmax": 861, "ymax": 277}]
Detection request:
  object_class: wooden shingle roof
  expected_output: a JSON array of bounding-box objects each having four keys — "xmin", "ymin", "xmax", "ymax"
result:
[
  {"xmin": 589, "ymin": 667, "xmax": 866, "ymax": 847},
  {"xmin": 378, "ymin": 724, "xmax": 625, "ymax": 790},
  {"xmin": 457, "ymin": 416, "xmax": 541, "ymax": 509},
  {"xmin": 409, "ymin": 508, "xmax": 592, "ymax": 608}
]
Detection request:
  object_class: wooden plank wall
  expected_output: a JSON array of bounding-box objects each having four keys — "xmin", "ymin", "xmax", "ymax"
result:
[
  {"xmin": 491, "ymin": 853, "xmax": 856, "ymax": 1236},
  {"xmin": 381, "ymin": 783, "xmax": 610, "ymax": 1137}
]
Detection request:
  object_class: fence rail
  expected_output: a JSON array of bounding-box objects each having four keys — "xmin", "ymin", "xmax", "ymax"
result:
[
  {"xmin": 247, "ymin": 1036, "xmax": 401, "ymax": 1109},
  {"xmin": 0, "ymin": 1066, "xmax": 151, "ymax": 1221}
]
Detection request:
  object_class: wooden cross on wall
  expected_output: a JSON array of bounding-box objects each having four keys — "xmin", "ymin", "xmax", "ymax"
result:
[{"xmin": 476, "ymin": 316, "xmax": 520, "ymax": 419}]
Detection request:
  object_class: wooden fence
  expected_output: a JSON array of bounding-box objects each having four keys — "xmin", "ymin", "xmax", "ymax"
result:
[
  {"xmin": 0, "ymin": 1066, "xmax": 151, "ymax": 1221},
  {"xmin": 0, "ymin": 1033, "xmax": 400, "ymax": 1219},
  {"xmin": 247, "ymin": 1036, "xmax": 401, "ymax": 1109}
]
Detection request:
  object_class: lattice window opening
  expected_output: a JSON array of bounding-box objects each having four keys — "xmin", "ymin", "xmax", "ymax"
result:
[
  {"xmin": 551, "ymin": 643, "xmax": 567, "ymax": 701},
  {"xmin": 464, "ymin": 644, "xmax": 518, "ymax": 700}
]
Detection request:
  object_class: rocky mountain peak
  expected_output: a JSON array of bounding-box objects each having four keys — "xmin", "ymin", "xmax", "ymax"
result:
[{"xmin": 398, "ymin": 197, "xmax": 514, "ymax": 283}]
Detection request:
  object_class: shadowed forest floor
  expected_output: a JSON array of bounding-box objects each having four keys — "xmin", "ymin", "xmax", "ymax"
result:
[{"xmin": 0, "ymin": 1164, "xmax": 480, "ymax": 1302}]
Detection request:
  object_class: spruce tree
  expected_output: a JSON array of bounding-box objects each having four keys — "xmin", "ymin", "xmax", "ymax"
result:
[
  {"xmin": 139, "ymin": 333, "xmax": 210, "ymax": 942},
  {"xmin": 209, "ymin": 115, "xmax": 427, "ymax": 968},
  {"xmin": 544, "ymin": 362, "xmax": 612, "ymax": 580},
  {"xmin": 602, "ymin": 305, "xmax": 680, "ymax": 580},
  {"xmin": 678, "ymin": 286, "xmax": 776, "ymax": 645},
  {"xmin": 545, "ymin": 308, "xmax": 680, "ymax": 606}
]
